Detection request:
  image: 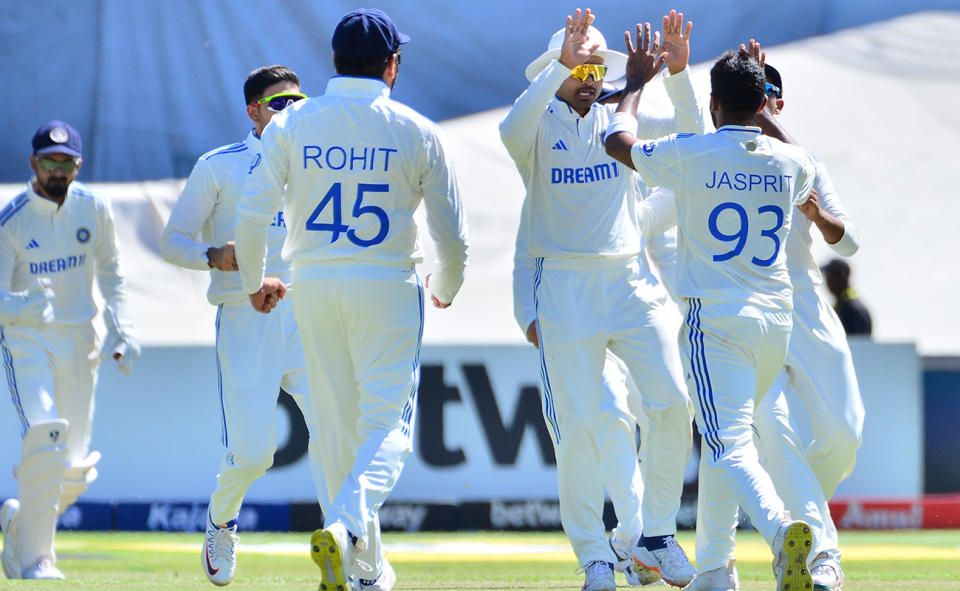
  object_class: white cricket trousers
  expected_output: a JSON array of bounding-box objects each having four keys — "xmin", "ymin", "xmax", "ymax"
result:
[
  {"xmin": 209, "ymin": 298, "xmax": 320, "ymax": 525},
  {"xmin": 1, "ymin": 323, "xmax": 97, "ymax": 461},
  {"xmin": 681, "ymin": 298, "xmax": 821, "ymax": 572},
  {"xmin": 534, "ymin": 256, "xmax": 692, "ymax": 564},
  {"xmin": 291, "ymin": 262, "xmax": 421, "ymax": 580},
  {"xmin": 697, "ymin": 287, "xmax": 863, "ymax": 566}
]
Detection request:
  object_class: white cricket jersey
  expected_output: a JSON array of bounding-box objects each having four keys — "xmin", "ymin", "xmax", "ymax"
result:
[
  {"xmin": 629, "ymin": 126, "xmax": 816, "ymax": 310},
  {"xmin": 785, "ymin": 159, "xmax": 859, "ymax": 291},
  {"xmin": 0, "ymin": 181, "xmax": 128, "ymax": 326},
  {"xmin": 499, "ymin": 61, "xmax": 703, "ymax": 259},
  {"xmin": 237, "ymin": 76, "xmax": 468, "ymax": 304},
  {"xmin": 161, "ymin": 131, "xmax": 290, "ymax": 305}
]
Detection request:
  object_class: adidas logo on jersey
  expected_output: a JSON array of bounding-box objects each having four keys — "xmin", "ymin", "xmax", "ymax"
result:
[
  {"xmin": 551, "ymin": 140, "xmax": 568, "ymax": 151},
  {"xmin": 26, "ymin": 239, "xmax": 39, "ymax": 249}
]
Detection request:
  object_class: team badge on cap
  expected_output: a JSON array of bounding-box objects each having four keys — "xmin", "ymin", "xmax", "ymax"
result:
[
  {"xmin": 76, "ymin": 227, "xmax": 90, "ymax": 243},
  {"xmin": 50, "ymin": 127, "xmax": 69, "ymax": 143}
]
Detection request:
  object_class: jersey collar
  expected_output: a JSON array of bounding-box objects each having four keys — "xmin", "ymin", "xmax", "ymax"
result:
[
  {"xmin": 245, "ymin": 129, "xmax": 260, "ymax": 145},
  {"xmin": 716, "ymin": 124, "xmax": 762, "ymax": 134},
  {"xmin": 547, "ymin": 96, "xmax": 599, "ymax": 123},
  {"xmin": 325, "ymin": 76, "xmax": 391, "ymax": 99}
]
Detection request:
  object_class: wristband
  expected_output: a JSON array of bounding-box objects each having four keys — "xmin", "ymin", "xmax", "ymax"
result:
[{"xmin": 605, "ymin": 112, "xmax": 638, "ymax": 139}]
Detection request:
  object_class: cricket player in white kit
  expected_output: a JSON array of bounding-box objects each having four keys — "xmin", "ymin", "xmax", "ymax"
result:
[
  {"xmin": 160, "ymin": 65, "xmax": 325, "ymax": 586},
  {"xmin": 605, "ymin": 50, "xmax": 822, "ymax": 591},
  {"xmin": 0, "ymin": 121, "xmax": 139, "ymax": 580},
  {"xmin": 687, "ymin": 57, "xmax": 863, "ymax": 591},
  {"xmin": 501, "ymin": 9, "xmax": 701, "ymax": 589},
  {"xmin": 235, "ymin": 10, "xmax": 468, "ymax": 591}
]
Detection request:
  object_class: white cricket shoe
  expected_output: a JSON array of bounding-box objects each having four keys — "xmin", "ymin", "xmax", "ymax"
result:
[
  {"xmin": 631, "ymin": 535, "xmax": 697, "ymax": 587},
  {"xmin": 810, "ymin": 553, "xmax": 843, "ymax": 591},
  {"xmin": 22, "ymin": 556, "xmax": 65, "ymax": 580},
  {"xmin": 771, "ymin": 520, "xmax": 813, "ymax": 591},
  {"xmin": 580, "ymin": 560, "xmax": 616, "ymax": 591},
  {"xmin": 312, "ymin": 522, "xmax": 356, "ymax": 591},
  {"xmin": 682, "ymin": 563, "xmax": 739, "ymax": 591},
  {"xmin": 1, "ymin": 498, "xmax": 22, "ymax": 579},
  {"xmin": 202, "ymin": 512, "xmax": 238, "ymax": 586},
  {"xmin": 609, "ymin": 529, "xmax": 664, "ymax": 586},
  {"xmin": 358, "ymin": 556, "xmax": 395, "ymax": 591}
]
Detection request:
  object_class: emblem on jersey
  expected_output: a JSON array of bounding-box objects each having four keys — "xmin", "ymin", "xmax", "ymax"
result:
[
  {"xmin": 49, "ymin": 429, "xmax": 61, "ymax": 442},
  {"xmin": 248, "ymin": 153, "xmax": 262, "ymax": 175},
  {"xmin": 641, "ymin": 142, "xmax": 656, "ymax": 157},
  {"xmin": 76, "ymin": 227, "xmax": 91, "ymax": 243},
  {"xmin": 551, "ymin": 140, "xmax": 568, "ymax": 151},
  {"xmin": 26, "ymin": 239, "xmax": 39, "ymax": 249},
  {"xmin": 50, "ymin": 127, "xmax": 69, "ymax": 143}
]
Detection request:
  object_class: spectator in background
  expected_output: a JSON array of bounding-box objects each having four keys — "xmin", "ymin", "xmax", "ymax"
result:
[{"xmin": 821, "ymin": 258, "xmax": 872, "ymax": 336}]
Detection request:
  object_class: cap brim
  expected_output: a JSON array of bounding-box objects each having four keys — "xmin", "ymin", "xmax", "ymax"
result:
[
  {"xmin": 398, "ymin": 31, "xmax": 410, "ymax": 45},
  {"xmin": 524, "ymin": 48, "xmax": 628, "ymax": 82},
  {"xmin": 35, "ymin": 145, "xmax": 81, "ymax": 158}
]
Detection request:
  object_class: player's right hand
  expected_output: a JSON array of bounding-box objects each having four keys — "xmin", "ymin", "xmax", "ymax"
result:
[
  {"xmin": 248, "ymin": 277, "xmax": 286, "ymax": 314},
  {"xmin": 208, "ymin": 241, "xmax": 238, "ymax": 272},
  {"xmin": 526, "ymin": 320, "xmax": 540, "ymax": 349},
  {"xmin": 559, "ymin": 8, "xmax": 601, "ymax": 69}
]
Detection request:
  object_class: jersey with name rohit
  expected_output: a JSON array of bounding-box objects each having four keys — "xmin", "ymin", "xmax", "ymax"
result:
[
  {"xmin": 629, "ymin": 126, "xmax": 815, "ymax": 310},
  {"xmin": 499, "ymin": 61, "xmax": 703, "ymax": 259},
  {"xmin": 238, "ymin": 75, "xmax": 467, "ymax": 301},
  {"xmin": 161, "ymin": 131, "xmax": 289, "ymax": 305},
  {"xmin": 0, "ymin": 181, "xmax": 126, "ymax": 325}
]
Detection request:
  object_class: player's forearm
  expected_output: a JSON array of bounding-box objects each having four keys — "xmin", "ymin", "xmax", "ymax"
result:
[
  {"xmin": 512, "ymin": 255, "xmax": 537, "ymax": 332},
  {"xmin": 234, "ymin": 215, "xmax": 268, "ymax": 294},
  {"xmin": 637, "ymin": 189, "xmax": 678, "ymax": 237},
  {"xmin": 660, "ymin": 67, "xmax": 705, "ymax": 135},
  {"xmin": 756, "ymin": 110, "xmax": 798, "ymax": 144},
  {"xmin": 159, "ymin": 227, "xmax": 213, "ymax": 271},
  {"xmin": 500, "ymin": 62, "xmax": 570, "ymax": 156}
]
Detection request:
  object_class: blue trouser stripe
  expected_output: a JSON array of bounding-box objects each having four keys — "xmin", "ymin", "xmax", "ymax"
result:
[
  {"xmin": 0, "ymin": 327, "xmax": 29, "ymax": 436},
  {"xmin": 214, "ymin": 305, "xmax": 228, "ymax": 447},
  {"xmin": 400, "ymin": 275, "xmax": 424, "ymax": 440},
  {"xmin": 533, "ymin": 257, "xmax": 560, "ymax": 444},
  {"xmin": 686, "ymin": 298, "xmax": 724, "ymax": 461}
]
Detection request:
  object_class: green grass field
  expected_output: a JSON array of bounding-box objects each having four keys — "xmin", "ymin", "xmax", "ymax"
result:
[{"xmin": 2, "ymin": 530, "xmax": 959, "ymax": 589}]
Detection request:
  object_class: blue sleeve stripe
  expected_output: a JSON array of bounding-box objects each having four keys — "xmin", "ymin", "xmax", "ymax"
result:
[
  {"xmin": 204, "ymin": 144, "xmax": 248, "ymax": 160},
  {"xmin": 0, "ymin": 195, "xmax": 29, "ymax": 227}
]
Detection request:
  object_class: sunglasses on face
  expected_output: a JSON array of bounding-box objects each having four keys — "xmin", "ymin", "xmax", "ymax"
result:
[
  {"xmin": 570, "ymin": 63, "xmax": 608, "ymax": 82},
  {"xmin": 35, "ymin": 155, "xmax": 79, "ymax": 174},
  {"xmin": 255, "ymin": 92, "xmax": 307, "ymax": 112},
  {"xmin": 765, "ymin": 82, "xmax": 782, "ymax": 99}
]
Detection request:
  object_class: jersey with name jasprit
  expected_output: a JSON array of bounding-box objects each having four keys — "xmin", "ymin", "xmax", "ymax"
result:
[
  {"xmin": 0, "ymin": 181, "xmax": 124, "ymax": 325},
  {"xmin": 240, "ymin": 76, "xmax": 467, "ymax": 282},
  {"xmin": 161, "ymin": 131, "xmax": 289, "ymax": 305},
  {"xmin": 629, "ymin": 126, "xmax": 815, "ymax": 310},
  {"xmin": 500, "ymin": 61, "xmax": 703, "ymax": 259}
]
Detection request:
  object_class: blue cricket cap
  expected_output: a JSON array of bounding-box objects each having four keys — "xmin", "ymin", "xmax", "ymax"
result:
[
  {"xmin": 332, "ymin": 8, "xmax": 409, "ymax": 61},
  {"xmin": 32, "ymin": 120, "xmax": 82, "ymax": 158}
]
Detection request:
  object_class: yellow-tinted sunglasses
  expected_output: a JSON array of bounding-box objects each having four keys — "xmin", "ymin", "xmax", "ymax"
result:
[{"xmin": 569, "ymin": 63, "xmax": 608, "ymax": 82}]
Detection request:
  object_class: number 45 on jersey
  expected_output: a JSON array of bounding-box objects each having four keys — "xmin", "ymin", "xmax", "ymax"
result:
[{"xmin": 306, "ymin": 182, "xmax": 390, "ymax": 247}]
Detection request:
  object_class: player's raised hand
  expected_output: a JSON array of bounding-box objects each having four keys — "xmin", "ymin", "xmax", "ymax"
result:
[
  {"xmin": 739, "ymin": 38, "xmax": 765, "ymax": 67},
  {"xmin": 559, "ymin": 8, "xmax": 601, "ymax": 69},
  {"xmin": 661, "ymin": 10, "xmax": 692, "ymax": 74},
  {"xmin": 623, "ymin": 22, "xmax": 664, "ymax": 87},
  {"xmin": 797, "ymin": 188, "xmax": 822, "ymax": 222}
]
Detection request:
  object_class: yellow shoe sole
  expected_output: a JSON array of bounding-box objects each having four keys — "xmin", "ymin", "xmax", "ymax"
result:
[
  {"xmin": 311, "ymin": 528, "xmax": 348, "ymax": 591},
  {"xmin": 777, "ymin": 522, "xmax": 813, "ymax": 591}
]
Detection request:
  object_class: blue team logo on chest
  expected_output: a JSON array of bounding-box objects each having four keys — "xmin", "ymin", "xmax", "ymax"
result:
[{"xmin": 76, "ymin": 227, "xmax": 91, "ymax": 243}]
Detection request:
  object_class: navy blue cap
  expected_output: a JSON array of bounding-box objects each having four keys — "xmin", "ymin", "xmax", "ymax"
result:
[
  {"xmin": 332, "ymin": 8, "xmax": 409, "ymax": 61},
  {"xmin": 32, "ymin": 120, "xmax": 82, "ymax": 158}
]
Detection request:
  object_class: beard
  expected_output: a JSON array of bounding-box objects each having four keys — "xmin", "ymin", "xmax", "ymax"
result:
[{"xmin": 39, "ymin": 177, "xmax": 69, "ymax": 199}]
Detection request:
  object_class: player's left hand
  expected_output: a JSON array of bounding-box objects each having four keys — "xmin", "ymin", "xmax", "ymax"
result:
[
  {"xmin": 559, "ymin": 8, "xmax": 601, "ymax": 70},
  {"xmin": 661, "ymin": 10, "xmax": 692, "ymax": 75},
  {"xmin": 797, "ymin": 188, "xmax": 822, "ymax": 222},
  {"xmin": 425, "ymin": 273, "xmax": 451, "ymax": 309}
]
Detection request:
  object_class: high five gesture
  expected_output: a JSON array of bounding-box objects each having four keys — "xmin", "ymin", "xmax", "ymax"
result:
[{"xmin": 661, "ymin": 10, "xmax": 692, "ymax": 75}]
